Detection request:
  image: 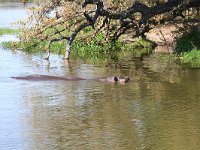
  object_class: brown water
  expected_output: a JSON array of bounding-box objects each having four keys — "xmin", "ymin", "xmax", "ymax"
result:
[{"xmin": 0, "ymin": 2, "xmax": 200, "ymax": 150}]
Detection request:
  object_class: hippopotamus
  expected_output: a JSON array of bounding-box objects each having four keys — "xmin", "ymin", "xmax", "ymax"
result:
[{"xmin": 11, "ymin": 75, "xmax": 130, "ymax": 83}]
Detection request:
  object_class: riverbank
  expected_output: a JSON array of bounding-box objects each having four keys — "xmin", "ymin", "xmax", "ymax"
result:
[
  {"xmin": 1, "ymin": 26, "xmax": 200, "ymax": 68},
  {"xmin": 176, "ymin": 27, "xmax": 200, "ymax": 68},
  {"xmin": 2, "ymin": 31, "xmax": 155, "ymax": 63}
]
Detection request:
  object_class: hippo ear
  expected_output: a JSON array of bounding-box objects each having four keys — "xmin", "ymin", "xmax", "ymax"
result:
[{"xmin": 114, "ymin": 76, "xmax": 118, "ymax": 82}]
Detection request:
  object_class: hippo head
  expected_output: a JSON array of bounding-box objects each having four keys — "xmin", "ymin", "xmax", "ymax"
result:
[{"xmin": 106, "ymin": 76, "xmax": 130, "ymax": 83}]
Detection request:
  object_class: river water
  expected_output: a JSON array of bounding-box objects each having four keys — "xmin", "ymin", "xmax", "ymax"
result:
[{"xmin": 0, "ymin": 2, "xmax": 200, "ymax": 150}]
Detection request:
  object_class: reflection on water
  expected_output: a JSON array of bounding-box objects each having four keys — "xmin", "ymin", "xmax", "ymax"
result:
[
  {"xmin": 0, "ymin": 2, "xmax": 200, "ymax": 150},
  {"xmin": 1, "ymin": 41, "xmax": 200, "ymax": 150}
]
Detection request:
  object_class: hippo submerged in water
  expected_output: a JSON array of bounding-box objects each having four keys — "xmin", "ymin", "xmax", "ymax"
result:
[{"xmin": 12, "ymin": 75, "xmax": 130, "ymax": 83}]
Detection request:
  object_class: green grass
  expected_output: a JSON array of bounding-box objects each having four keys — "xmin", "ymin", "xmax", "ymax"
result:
[
  {"xmin": 179, "ymin": 49, "xmax": 200, "ymax": 68},
  {"xmin": 71, "ymin": 36, "xmax": 154, "ymax": 63},
  {"xmin": 3, "ymin": 33, "xmax": 154, "ymax": 63},
  {"xmin": 0, "ymin": 28, "xmax": 20, "ymax": 36},
  {"xmin": 3, "ymin": 26, "xmax": 199, "ymax": 68},
  {"xmin": 175, "ymin": 28, "xmax": 200, "ymax": 68},
  {"xmin": 3, "ymin": 40, "xmax": 48, "ymax": 53},
  {"xmin": 119, "ymin": 37, "xmax": 155, "ymax": 59}
]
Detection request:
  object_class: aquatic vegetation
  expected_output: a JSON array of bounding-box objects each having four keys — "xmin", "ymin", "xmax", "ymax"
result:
[
  {"xmin": 71, "ymin": 35, "xmax": 154, "ymax": 62},
  {"xmin": 3, "ymin": 26, "xmax": 199, "ymax": 68},
  {"xmin": 179, "ymin": 49, "xmax": 200, "ymax": 68},
  {"xmin": 3, "ymin": 32, "xmax": 154, "ymax": 63},
  {"xmin": 0, "ymin": 28, "xmax": 19, "ymax": 36},
  {"xmin": 176, "ymin": 28, "xmax": 200, "ymax": 68},
  {"xmin": 119, "ymin": 37, "xmax": 155, "ymax": 59}
]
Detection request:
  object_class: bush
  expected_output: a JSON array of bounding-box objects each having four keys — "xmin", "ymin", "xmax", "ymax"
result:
[
  {"xmin": 176, "ymin": 28, "xmax": 200, "ymax": 54},
  {"xmin": 175, "ymin": 28, "xmax": 200, "ymax": 68},
  {"xmin": 71, "ymin": 36, "xmax": 154, "ymax": 62}
]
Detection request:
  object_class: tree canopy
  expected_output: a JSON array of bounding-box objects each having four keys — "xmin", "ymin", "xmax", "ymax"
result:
[{"xmin": 20, "ymin": 0, "xmax": 200, "ymax": 59}]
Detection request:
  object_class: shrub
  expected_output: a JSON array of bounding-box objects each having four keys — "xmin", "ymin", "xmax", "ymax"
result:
[{"xmin": 176, "ymin": 28, "xmax": 200, "ymax": 54}]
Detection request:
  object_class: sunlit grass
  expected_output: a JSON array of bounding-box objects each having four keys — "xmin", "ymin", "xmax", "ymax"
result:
[
  {"xmin": 3, "ymin": 27, "xmax": 199, "ymax": 68},
  {"xmin": 179, "ymin": 49, "xmax": 200, "ymax": 68},
  {"xmin": 176, "ymin": 28, "xmax": 200, "ymax": 68},
  {"xmin": 0, "ymin": 28, "xmax": 20, "ymax": 36},
  {"xmin": 3, "ymin": 33, "xmax": 154, "ymax": 63}
]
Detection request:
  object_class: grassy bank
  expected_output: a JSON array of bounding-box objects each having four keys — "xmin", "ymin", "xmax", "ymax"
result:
[
  {"xmin": 179, "ymin": 49, "xmax": 200, "ymax": 68},
  {"xmin": 3, "ymin": 33, "xmax": 154, "ymax": 63},
  {"xmin": 0, "ymin": 28, "xmax": 20, "ymax": 36},
  {"xmin": 3, "ymin": 27, "xmax": 199, "ymax": 68},
  {"xmin": 176, "ymin": 28, "xmax": 200, "ymax": 68},
  {"xmin": 71, "ymin": 36, "xmax": 154, "ymax": 62}
]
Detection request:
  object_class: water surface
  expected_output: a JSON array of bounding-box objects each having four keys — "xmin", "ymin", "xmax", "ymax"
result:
[
  {"xmin": 0, "ymin": 0, "xmax": 31, "ymax": 28},
  {"xmin": 0, "ymin": 2, "xmax": 200, "ymax": 150}
]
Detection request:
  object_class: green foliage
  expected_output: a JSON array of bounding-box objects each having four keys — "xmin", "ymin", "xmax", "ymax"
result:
[
  {"xmin": 3, "ymin": 40, "xmax": 46, "ymax": 53},
  {"xmin": 120, "ymin": 37, "xmax": 155, "ymax": 58},
  {"xmin": 179, "ymin": 49, "xmax": 200, "ymax": 68},
  {"xmin": 0, "ymin": 28, "xmax": 19, "ymax": 36},
  {"xmin": 175, "ymin": 28, "xmax": 200, "ymax": 68},
  {"xmin": 71, "ymin": 35, "xmax": 154, "ymax": 63},
  {"xmin": 3, "ymin": 32, "xmax": 154, "ymax": 63},
  {"xmin": 50, "ymin": 41, "xmax": 66, "ymax": 54},
  {"xmin": 176, "ymin": 28, "xmax": 200, "ymax": 54},
  {"xmin": 71, "ymin": 41, "xmax": 107, "ymax": 62}
]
